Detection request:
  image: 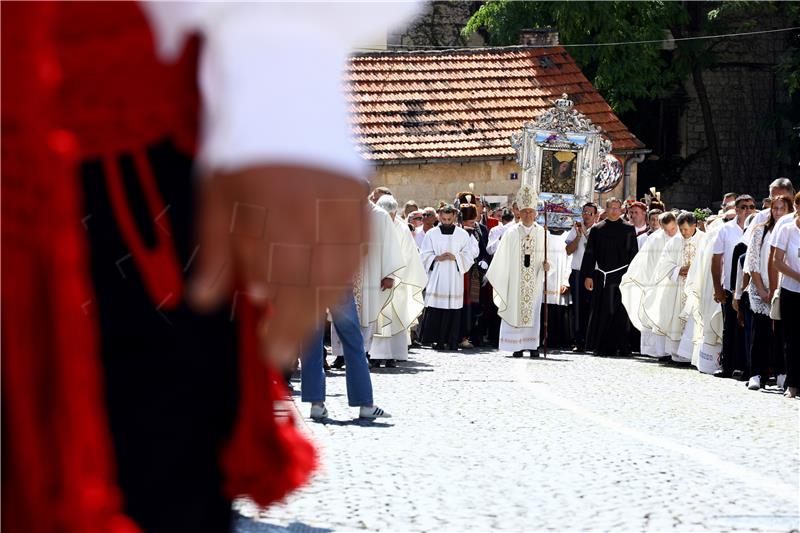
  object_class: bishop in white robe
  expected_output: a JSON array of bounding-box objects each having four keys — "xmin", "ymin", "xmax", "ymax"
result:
[
  {"xmin": 370, "ymin": 196, "xmax": 427, "ymax": 365},
  {"xmin": 486, "ymin": 185, "xmax": 548, "ymax": 357},
  {"xmin": 419, "ymin": 206, "xmax": 479, "ymax": 349}
]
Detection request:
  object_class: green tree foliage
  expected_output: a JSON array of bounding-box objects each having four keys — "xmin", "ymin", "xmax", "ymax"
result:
[
  {"xmin": 463, "ymin": 1, "xmax": 686, "ymax": 113},
  {"xmin": 463, "ymin": 1, "xmax": 797, "ymax": 110},
  {"xmin": 463, "ymin": 1, "xmax": 799, "ymax": 199}
]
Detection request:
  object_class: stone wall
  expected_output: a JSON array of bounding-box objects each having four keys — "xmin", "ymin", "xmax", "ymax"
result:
[
  {"xmin": 369, "ymin": 158, "xmax": 630, "ymax": 209},
  {"xmin": 658, "ymin": 23, "xmax": 793, "ymax": 208},
  {"xmin": 387, "ymin": 1, "xmax": 485, "ymax": 49}
]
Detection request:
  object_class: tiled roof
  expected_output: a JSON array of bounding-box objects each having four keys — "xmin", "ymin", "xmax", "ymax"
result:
[{"xmin": 347, "ymin": 46, "xmax": 645, "ymax": 162}]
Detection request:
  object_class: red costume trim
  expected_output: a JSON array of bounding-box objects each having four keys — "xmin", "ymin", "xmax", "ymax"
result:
[{"xmin": 2, "ymin": 3, "xmax": 317, "ymax": 530}]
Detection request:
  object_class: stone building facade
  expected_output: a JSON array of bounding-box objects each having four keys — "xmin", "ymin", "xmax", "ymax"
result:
[{"xmin": 637, "ymin": 17, "xmax": 797, "ymax": 208}]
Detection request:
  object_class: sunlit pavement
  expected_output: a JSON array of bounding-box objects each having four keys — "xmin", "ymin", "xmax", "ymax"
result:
[{"xmin": 235, "ymin": 347, "xmax": 800, "ymax": 532}]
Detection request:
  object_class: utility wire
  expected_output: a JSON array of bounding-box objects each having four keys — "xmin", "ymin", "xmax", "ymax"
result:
[{"xmin": 353, "ymin": 26, "xmax": 800, "ymax": 52}]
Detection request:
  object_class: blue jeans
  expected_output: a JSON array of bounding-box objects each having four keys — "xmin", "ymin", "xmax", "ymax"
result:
[{"xmin": 300, "ymin": 294, "xmax": 373, "ymax": 407}]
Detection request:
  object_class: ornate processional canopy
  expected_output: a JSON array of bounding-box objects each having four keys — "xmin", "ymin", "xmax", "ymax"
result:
[{"xmin": 510, "ymin": 94, "xmax": 622, "ymax": 228}]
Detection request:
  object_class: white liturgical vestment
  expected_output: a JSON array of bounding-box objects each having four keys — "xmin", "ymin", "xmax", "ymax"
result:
[
  {"xmin": 543, "ymin": 232, "xmax": 571, "ymax": 306},
  {"xmin": 647, "ymin": 229, "xmax": 705, "ymax": 362},
  {"xmin": 685, "ymin": 218, "xmax": 724, "ymax": 373},
  {"xmin": 419, "ymin": 225, "xmax": 479, "ymax": 309},
  {"xmin": 486, "ymin": 223, "xmax": 546, "ymax": 351},
  {"xmin": 371, "ymin": 215, "xmax": 427, "ymax": 360},
  {"xmin": 355, "ymin": 205, "xmax": 405, "ymax": 329},
  {"xmin": 621, "ymin": 229, "xmax": 671, "ymax": 357}
]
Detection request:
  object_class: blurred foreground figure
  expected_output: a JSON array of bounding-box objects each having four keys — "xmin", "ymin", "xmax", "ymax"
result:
[{"xmin": 1, "ymin": 2, "xmax": 417, "ymax": 532}]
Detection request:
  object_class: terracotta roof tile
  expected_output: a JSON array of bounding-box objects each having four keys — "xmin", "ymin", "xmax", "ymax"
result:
[{"xmin": 347, "ymin": 46, "xmax": 645, "ymax": 161}]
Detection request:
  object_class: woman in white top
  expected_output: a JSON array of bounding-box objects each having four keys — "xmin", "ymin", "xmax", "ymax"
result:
[
  {"xmin": 745, "ymin": 196, "xmax": 793, "ymax": 391},
  {"xmin": 774, "ymin": 193, "xmax": 800, "ymax": 398}
]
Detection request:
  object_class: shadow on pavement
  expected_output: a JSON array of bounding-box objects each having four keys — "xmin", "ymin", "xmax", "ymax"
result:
[
  {"xmin": 234, "ymin": 513, "xmax": 333, "ymax": 533},
  {"xmin": 502, "ymin": 354, "xmax": 573, "ymax": 362},
  {"xmin": 310, "ymin": 417, "xmax": 394, "ymax": 428}
]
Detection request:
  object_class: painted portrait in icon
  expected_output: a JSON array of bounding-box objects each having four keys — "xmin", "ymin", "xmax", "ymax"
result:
[{"xmin": 541, "ymin": 150, "xmax": 577, "ymax": 194}]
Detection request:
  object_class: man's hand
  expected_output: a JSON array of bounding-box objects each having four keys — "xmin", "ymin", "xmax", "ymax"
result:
[
  {"xmin": 679, "ymin": 266, "xmax": 690, "ymax": 277},
  {"xmin": 713, "ymin": 288, "xmax": 727, "ymax": 304},
  {"xmin": 380, "ymin": 277, "xmax": 395, "ymax": 291},
  {"xmin": 543, "ymin": 260, "xmax": 550, "ymax": 272},
  {"xmin": 437, "ymin": 252, "xmax": 455, "ymax": 262},
  {"xmin": 585, "ymin": 278, "xmax": 593, "ymax": 291},
  {"xmin": 560, "ymin": 285, "xmax": 569, "ymax": 295},
  {"xmin": 188, "ymin": 165, "xmax": 368, "ymax": 370}
]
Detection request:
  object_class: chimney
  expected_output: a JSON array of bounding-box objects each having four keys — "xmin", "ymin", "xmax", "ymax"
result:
[{"xmin": 519, "ymin": 28, "xmax": 559, "ymax": 47}]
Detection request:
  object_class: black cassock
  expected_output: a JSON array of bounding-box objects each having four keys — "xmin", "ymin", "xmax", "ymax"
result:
[{"xmin": 579, "ymin": 218, "xmax": 638, "ymax": 356}]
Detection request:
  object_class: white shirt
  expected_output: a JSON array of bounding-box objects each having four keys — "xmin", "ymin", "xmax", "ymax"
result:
[
  {"xmin": 774, "ymin": 220, "xmax": 800, "ymax": 293},
  {"xmin": 712, "ymin": 218, "xmax": 745, "ymax": 291},
  {"xmin": 565, "ymin": 225, "xmax": 592, "ymax": 271},
  {"xmin": 635, "ymin": 225, "xmax": 649, "ymax": 250},
  {"xmin": 487, "ymin": 222, "xmax": 514, "ymax": 255},
  {"xmin": 141, "ymin": 2, "xmax": 421, "ymax": 178},
  {"xmin": 413, "ymin": 227, "xmax": 426, "ymax": 249},
  {"xmin": 767, "ymin": 213, "xmax": 794, "ymax": 248},
  {"xmin": 741, "ymin": 208, "xmax": 770, "ymax": 245}
]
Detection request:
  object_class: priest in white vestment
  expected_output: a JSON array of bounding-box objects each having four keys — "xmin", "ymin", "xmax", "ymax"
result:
[
  {"xmin": 331, "ymin": 199, "xmax": 405, "ymax": 365},
  {"xmin": 486, "ymin": 185, "xmax": 549, "ymax": 357},
  {"xmin": 370, "ymin": 195, "xmax": 427, "ymax": 367},
  {"xmin": 419, "ymin": 205, "xmax": 479, "ymax": 350},
  {"xmin": 646, "ymin": 212, "xmax": 705, "ymax": 363},
  {"xmin": 621, "ymin": 212, "xmax": 678, "ymax": 358},
  {"xmin": 685, "ymin": 215, "xmax": 726, "ymax": 373}
]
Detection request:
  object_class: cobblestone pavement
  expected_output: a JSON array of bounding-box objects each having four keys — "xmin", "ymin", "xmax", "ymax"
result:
[{"xmin": 234, "ymin": 347, "xmax": 800, "ymax": 532}]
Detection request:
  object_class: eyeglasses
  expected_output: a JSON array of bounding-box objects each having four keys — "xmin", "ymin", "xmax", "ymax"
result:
[
  {"xmin": 411, "ymin": 217, "xmax": 423, "ymax": 221},
  {"xmin": 423, "ymin": 213, "xmax": 435, "ymax": 218},
  {"xmin": 738, "ymin": 204, "xmax": 757, "ymax": 210}
]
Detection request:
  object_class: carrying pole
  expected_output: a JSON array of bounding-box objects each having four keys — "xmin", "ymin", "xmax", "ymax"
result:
[{"xmin": 542, "ymin": 201, "xmax": 548, "ymax": 359}]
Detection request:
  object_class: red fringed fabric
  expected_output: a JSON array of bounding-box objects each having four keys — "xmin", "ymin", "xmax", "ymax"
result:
[
  {"xmin": 222, "ymin": 302, "xmax": 318, "ymax": 506},
  {"xmin": 3, "ymin": 1, "xmax": 318, "ymax": 529},
  {"xmin": 1, "ymin": 3, "xmax": 141, "ymax": 532}
]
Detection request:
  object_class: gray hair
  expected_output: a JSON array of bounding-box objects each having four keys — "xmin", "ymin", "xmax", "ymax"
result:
[
  {"xmin": 376, "ymin": 194, "xmax": 399, "ymax": 215},
  {"xmin": 769, "ymin": 177, "xmax": 795, "ymax": 196}
]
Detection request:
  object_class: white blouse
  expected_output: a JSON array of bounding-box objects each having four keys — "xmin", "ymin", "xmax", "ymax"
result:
[{"xmin": 746, "ymin": 224, "xmax": 772, "ymax": 315}]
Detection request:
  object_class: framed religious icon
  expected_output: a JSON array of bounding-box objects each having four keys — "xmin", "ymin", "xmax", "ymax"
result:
[
  {"xmin": 541, "ymin": 150, "xmax": 578, "ymax": 194},
  {"xmin": 510, "ymin": 94, "xmax": 614, "ymax": 229}
]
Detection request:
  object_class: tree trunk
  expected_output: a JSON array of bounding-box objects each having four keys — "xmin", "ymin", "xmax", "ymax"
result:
[{"xmin": 691, "ymin": 61, "xmax": 723, "ymax": 203}]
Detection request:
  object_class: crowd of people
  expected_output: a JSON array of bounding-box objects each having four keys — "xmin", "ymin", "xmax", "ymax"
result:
[{"xmin": 299, "ymin": 177, "xmax": 800, "ymax": 419}]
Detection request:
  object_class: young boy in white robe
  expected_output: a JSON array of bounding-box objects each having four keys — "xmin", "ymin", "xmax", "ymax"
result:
[{"xmin": 418, "ymin": 205, "xmax": 479, "ymax": 350}]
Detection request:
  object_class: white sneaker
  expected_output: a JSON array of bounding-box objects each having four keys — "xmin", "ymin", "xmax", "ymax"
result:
[
  {"xmin": 359, "ymin": 405, "xmax": 391, "ymax": 419},
  {"xmin": 310, "ymin": 404, "xmax": 328, "ymax": 420},
  {"xmin": 777, "ymin": 374, "xmax": 787, "ymax": 390},
  {"xmin": 747, "ymin": 375, "xmax": 761, "ymax": 390}
]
